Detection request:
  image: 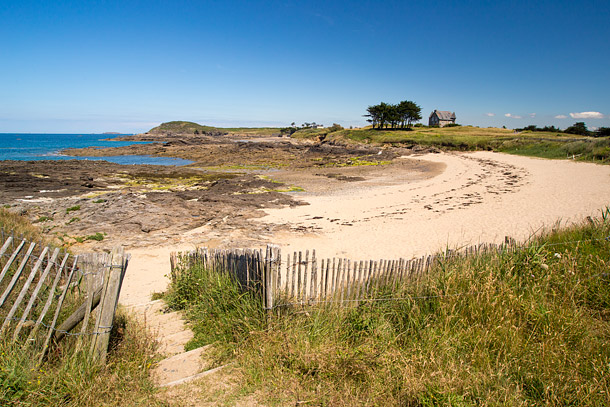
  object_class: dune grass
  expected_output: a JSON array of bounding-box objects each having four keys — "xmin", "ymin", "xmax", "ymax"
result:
[
  {"xmin": 0, "ymin": 208, "xmax": 47, "ymax": 244},
  {"xmin": 0, "ymin": 211, "xmax": 162, "ymax": 406},
  {"xmin": 166, "ymin": 209, "xmax": 610, "ymax": 406},
  {"xmin": 0, "ymin": 310, "xmax": 162, "ymax": 406}
]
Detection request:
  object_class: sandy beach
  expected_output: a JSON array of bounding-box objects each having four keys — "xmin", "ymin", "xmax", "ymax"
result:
[
  {"xmin": 115, "ymin": 150, "xmax": 610, "ymax": 307},
  {"xmin": 259, "ymin": 151, "xmax": 610, "ymax": 260},
  {"xmin": 3, "ymin": 143, "xmax": 609, "ymax": 305}
]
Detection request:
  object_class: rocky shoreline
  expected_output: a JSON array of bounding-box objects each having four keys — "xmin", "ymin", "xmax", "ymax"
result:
[{"xmin": 2, "ymin": 133, "xmax": 434, "ymax": 251}]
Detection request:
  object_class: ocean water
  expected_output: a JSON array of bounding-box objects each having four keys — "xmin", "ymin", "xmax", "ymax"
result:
[{"xmin": 0, "ymin": 133, "xmax": 193, "ymax": 166}]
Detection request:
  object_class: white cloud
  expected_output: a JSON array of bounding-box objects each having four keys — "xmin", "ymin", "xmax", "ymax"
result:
[
  {"xmin": 529, "ymin": 113, "xmax": 536, "ymax": 118},
  {"xmin": 505, "ymin": 113, "xmax": 522, "ymax": 119},
  {"xmin": 485, "ymin": 112, "xmax": 495, "ymax": 117},
  {"xmin": 555, "ymin": 115, "xmax": 568, "ymax": 119},
  {"xmin": 569, "ymin": 111, "xmax": 604, "ymax": 119}
]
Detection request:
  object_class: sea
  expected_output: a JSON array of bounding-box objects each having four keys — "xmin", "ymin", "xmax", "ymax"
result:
[{"xmin": 0, "ymin": 133, "xmax": 193, "ymax": 166}]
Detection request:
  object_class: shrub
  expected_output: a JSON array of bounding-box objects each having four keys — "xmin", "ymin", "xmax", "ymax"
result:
[
  {"xmin": 328, "ymin": 123, "xmax": 344, "ymax": 132},
  {"xmin": 66, "ymin": 205, "xmax": 81, "ymax": 214}
]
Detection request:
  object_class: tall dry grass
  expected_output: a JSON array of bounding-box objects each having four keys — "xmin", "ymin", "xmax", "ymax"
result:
[
  {"xmin": 168, "ymin": 208, "xmax": 610, "ymax": 406},
  {"xmin": 0, "ymin": 210, "xmax": 162, "ymax": 406}
]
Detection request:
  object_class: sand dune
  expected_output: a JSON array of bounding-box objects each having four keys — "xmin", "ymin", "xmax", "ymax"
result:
[{"xmin": 260, "ymin": 151, "xmax": 610, "ymax": 260}]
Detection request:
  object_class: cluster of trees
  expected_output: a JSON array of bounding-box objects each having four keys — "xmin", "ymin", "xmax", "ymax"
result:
[
  {"xmin": 280, "ymin": 122, "xmax": 317, "ymax": 135},
  {"xmin": 516, "ymin": 125, "xmax": 562, "ymax": 132},
  {"xmin": 564, "ymin": 122, "xmax": 610, "ymax": 137},
  {"xmin": 280, "ymin": 121, "xmax": 344, "ymax": 136},
  {"xmin": 364, "ymin": 101, "xmax": 422, "ymax": 129},
  {"xmin": 515, "ymin": 122, "xmax": 610, "ymax": 137}
]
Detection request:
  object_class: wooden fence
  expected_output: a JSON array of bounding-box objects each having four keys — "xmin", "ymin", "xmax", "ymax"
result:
[
  {"xmin": 170, "ymin": 245, "xmax": 280, "ymax": 310},
  {"xmin": 170, "ymin": 239, "xmax": 517, "ymax": 310},
  {"xmin": 0, "ymin": 231, "xmax": 129, "ymax": 364}
]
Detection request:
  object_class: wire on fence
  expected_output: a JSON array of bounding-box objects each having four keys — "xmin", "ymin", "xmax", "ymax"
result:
[
  {"xmin": 273, "ymin": 236, "xmax": 610, "ymax": 267},
  {"xmin": 267, "ymin": 270, "xmax": 610, "ymax": 310},
  {"xmin": 1, "ymin": 316, "xmax": 113, "ymax": 337}
]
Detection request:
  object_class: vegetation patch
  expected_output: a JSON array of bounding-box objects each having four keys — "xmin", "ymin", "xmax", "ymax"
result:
[
  {"xmin": 122, "ymin": 171, "xmax": 238, "ymax": 192},
  {"xmin": 85, "ymin": 232, "xmax": 105, "ymax": 241},
  {"xmin": 0, "ymin": 310, "xmax": 162, "ymax": 406},
  {"xmin": 66, "ymin": 205, "xmax": 81, "ymax": 214},
  {"xmin": 201, "ymin": 164, "xmax": 282, "ymax": 171},
  {"xmin": 147, "ymin": 120, "xmax": 219, "ymax": 135},
  {"xmin": 0, "ymin": 208, "xmax": 46, "ymax": 243},
  {"xmin": 264, "ymin": 186, "xmax": 305, "ymax": 193},
  {"xmin": 166, "ymin": 209, "xmax": 610, "ymax": 405},
  {"xmin": 0, "ymin": 213, "xmax": 160, "ymax": 406},
  {"xmin": 309, "ymin": 126, "xmax": 610, "ymax": 163}
]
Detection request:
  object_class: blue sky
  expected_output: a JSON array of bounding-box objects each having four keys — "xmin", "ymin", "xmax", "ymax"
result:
[{"xmin": 1, "ymin": 0, "xmax": 609, "ymax": 133}]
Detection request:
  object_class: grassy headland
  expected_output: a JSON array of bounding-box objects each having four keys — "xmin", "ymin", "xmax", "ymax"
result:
[
  {"xmin": 166, "ymin": 209, "xmax": 610, "ymax": 405},
  {"xmin": 146, "ymin": 120, "xmax": 280, "ymax": 137},
  {"xmin": 147, "ymin": 121, "xmax": 219, "ymax": 134},
  {"xmin": 292, "ymin": 125, "xmax": 610, "ymax": 163}
]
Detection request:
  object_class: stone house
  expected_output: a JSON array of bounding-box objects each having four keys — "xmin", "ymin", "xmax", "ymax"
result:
[{"xmin": 429, "ymin": 110, "xmax": 456, "ymax": 127}]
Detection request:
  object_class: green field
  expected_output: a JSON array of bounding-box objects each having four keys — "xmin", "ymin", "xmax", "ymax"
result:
[{"xmin": 292, "ymin": 126, "xmax": 610, "ymax": 163}]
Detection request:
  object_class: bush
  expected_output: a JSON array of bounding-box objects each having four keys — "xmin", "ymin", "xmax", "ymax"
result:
[
  {"xmin": 564, "ymin": 122, "xmax": 591, "ymax": 136},
  {"xmin": 66, "ymin": 205, "xmax": 81, "ymax": 214},
  {"xmin": 595, "ymin": 127, "xmax": 610, "ymax": 137}
]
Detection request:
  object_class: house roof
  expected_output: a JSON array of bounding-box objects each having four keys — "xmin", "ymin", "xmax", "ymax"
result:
[{"xmin": 431, "ymin": 110, "xmax": 456, "ymax": 121}]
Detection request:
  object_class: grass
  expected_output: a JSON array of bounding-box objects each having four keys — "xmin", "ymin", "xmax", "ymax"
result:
[
  {"xmin": 292, "ymin": 126, "xmax": 610, "ymax": 164},
  {"xmin": 85, "ymin": 232, "xmax": 105, "ymax": 241},
  {"xmin": 146, "ymin": 121, "xmax": 281, "ymax": 136},
  {"xmin": 0, "ymin": 310, "xmax": 162, "ymax": 406},
  {"xmin": 0, "ymin": 208, "xmax": 47, "ymax": 243},
  {"xmin": 147, "ymin": 120, "xmax": 218, "ymax": 134},
  {"xmin": 166, "ymin": 209, "xmax": 610, "ymax": 406},
  {"xmin": 122, "ymin": 171, "xmax": 238, "ymax": 192},
  {"xmin": 71, "ymin": 232, "xmax": 105, "ymax": 244},
  {"xmin": 164, "ymin": 261, "xmax": 265, "ymax": 352},
  {"xmin": 332, "ymin": 156, "xmax": 391, "ymax": 167},
  {"xmin": 222, "ymin": 127, "xmax": 281, "ymax": 136},
  {"xmin": 0, "ymin": 211, "xmax": 163, "ymax": 406},
  {"xmin": 66, "ymin": 205, "xmax": 81, "ymax": 214}
]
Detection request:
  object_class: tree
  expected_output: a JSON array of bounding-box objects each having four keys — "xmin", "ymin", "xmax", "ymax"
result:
[
  {"xmin": 595, "ymin": 127, "xmax": 610, "ymax": 137},
  {"xmin": 397, "ymin": 100, "xmax": 422, "ymax": 128},
  {"xmin": 365, "ymin": 100, "xmax": 421, "ymax": 129},
  {"xmin": 564, "ymin": 122, "xmax": 591, "ymax": 136},
  {"xmin": 364, "ymin": 104, "xmax": 383, "ymax": 129}
]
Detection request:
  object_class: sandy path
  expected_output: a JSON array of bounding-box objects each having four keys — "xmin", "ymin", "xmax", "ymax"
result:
[
  {"xmin": 260, "ymin": 152, "xmax": 610, "ymax": 260},
  {"xmin": 119, "ymin": 245, "xmax": 190, "ymax": 307}
]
